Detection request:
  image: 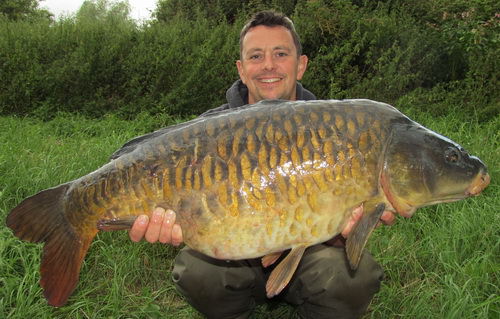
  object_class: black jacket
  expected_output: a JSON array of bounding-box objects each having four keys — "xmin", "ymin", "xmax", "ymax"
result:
[{"xmin": 202, "ymin": 79, "xmax": 316, "ymax": 116}]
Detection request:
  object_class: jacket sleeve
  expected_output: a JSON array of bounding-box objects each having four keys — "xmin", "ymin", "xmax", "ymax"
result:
[{"xmin": 200, "ymin": 103, "xmax": 230, "ymax": 116}]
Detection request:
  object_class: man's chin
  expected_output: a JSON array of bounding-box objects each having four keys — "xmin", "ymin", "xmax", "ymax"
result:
[
  {"xmin": 250, "ymin": 89, "xmax": 291, "ymax": 103},
  {"xmin": 259, "ymin": 92, "xmax": 285, "ymax": 101}
]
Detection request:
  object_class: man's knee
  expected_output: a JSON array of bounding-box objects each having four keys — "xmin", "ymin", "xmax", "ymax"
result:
[
  {"xmin": 285, "ymin": 245, "xmax": 383, "ymax": 319},
  {"xmin": 172, "ymin": 248, "xmax": 264, "ymax": 319}
]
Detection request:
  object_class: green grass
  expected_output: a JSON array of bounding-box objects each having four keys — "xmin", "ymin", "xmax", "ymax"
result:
[{"xmin": 0, "ymin": 111, "xmax": 498, "ymax": 318}]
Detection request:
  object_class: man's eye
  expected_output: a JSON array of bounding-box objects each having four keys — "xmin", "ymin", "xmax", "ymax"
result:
[
  {"xmin": 249, "ymin": 55, "xmax": 261, "ymax": 60},
  {"xmin": 276, "ymin": 52, "xmax": 288, "ymax": 57}
]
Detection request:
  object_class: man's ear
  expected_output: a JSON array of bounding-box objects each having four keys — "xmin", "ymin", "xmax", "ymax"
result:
[
  {"xmin": 236, "ymin": 60, "xmax": 246, "ymax": 84},
  {"xmin": 296, "ymin": 55, "xmax": 308, "ymax": 80}
]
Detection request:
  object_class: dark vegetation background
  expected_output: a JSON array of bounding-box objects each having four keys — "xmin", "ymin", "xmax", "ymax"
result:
[{"xmin": 0, "ymin": 0, "xmax": 498, "ymax": 121}]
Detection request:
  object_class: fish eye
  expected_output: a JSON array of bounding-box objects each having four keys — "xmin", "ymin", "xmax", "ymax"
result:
[
  {"xmin": 445, "ymin": 147, "xmax": 461, "ymax": 164},
  {"xmin": 459, "ymin": 146, "xmax": 469, "ymax": 155}
]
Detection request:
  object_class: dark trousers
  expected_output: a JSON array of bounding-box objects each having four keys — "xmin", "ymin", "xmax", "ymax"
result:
[{"xmin": 172, "ymin": 244, "xmax": 383, "ymax": 319}]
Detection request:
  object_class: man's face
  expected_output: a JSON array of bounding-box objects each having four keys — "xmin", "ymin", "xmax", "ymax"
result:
[{"xmin": 237, "ymin": 25, "xmax": 308, "ymax": 104}]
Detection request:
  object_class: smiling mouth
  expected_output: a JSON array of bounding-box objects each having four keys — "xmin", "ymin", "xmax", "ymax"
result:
[{"xmin": 259, "ymin": 78, "xmax": 281, "ymax": 83}]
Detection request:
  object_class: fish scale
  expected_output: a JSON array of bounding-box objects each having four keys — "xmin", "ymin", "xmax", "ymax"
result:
[{"xmin": 6, "ymin": 99, "xmax": 489, "ymax": 306}]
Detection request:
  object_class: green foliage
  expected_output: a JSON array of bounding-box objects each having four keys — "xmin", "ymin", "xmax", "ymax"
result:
[
  {"xmin": 0, "ymin": 0, "xmax": 51, "ymax": 21},
  {"xmin": 120, "ymin": 16, "xmax": 240, "ymax": 117},
  {"xmin": 77, "ymin": 0, "xmax": 131, "ymax": 21},
  {"xmin": 294, "ymin": 0, "xmax": 499, "ymax": 120},
  {"xmin": 0, "ymin": 0, "xmax": 497, "ymax": 119},
  {"xmin": 153, "ymin": 0, "xmax": 301, "ymax": 23}
]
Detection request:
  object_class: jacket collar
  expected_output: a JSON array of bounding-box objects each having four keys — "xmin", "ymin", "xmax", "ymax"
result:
[{"xmin": 225, "ymin": 79, "xmax": 317, "ymax": 108}]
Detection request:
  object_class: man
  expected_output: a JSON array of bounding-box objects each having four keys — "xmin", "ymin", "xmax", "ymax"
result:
[{"xmin": 129, "ymin": 11, "xmax": 395, "ymax": 319}]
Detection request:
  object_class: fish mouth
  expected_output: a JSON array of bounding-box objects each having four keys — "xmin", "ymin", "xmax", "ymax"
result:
[{"xmin": 466, "ymin": 172, "xmax": 490, "ymax": 196}]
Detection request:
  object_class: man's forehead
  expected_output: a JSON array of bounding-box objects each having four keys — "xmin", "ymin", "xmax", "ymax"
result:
[{"xmin": 241, "ymin": 25, "xmax": 295, "ymax": 52}]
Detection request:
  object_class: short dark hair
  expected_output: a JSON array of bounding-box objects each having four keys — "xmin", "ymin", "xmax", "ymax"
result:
[{"xmin": 239, "ymin": 10, "xmax": 302, "ymax": 58}]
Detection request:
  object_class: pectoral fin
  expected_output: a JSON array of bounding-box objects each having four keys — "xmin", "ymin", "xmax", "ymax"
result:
[
  {"xmin": 346, "ymin": 203, "xmax": 385, "ymax": 270},
  {"xmin": 97, "ymin": 216, "xmax": 138, "ymax": 231},
  {"xmin": 266, "ymin": 245, "xmax": 307, "ymax": 298}
]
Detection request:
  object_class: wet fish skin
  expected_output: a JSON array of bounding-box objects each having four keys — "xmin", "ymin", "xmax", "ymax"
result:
[
  {"xmin": 6, "ymin": 99, "xmax": 489, "ymax": 306},
  {"xmin": 113, "ymin": 101, "xmax": 385, "ymax": 255},
  {"xmin": 67, "ymin": 100, "xmax": 389, "ymax": 259}
]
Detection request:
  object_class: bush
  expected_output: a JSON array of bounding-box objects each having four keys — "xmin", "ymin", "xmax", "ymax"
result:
[
  {"xmin": 0, "ymin": 0, "xmax": 497, "ymax": 120},
  {"xmin": 119, "ymin": 16, "xmax": 240, "ymax": 117}
]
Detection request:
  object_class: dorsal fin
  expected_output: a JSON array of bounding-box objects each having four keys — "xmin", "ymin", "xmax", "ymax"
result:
[
  {"xmin": 110, "ymin": 122, "xmax": 194, "ymax": 160},
  {"xmin": 109, "ymin": 100, "xmax": 286, "ymax": 160}
]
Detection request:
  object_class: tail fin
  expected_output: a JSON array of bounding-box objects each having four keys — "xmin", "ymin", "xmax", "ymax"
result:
[{"xmin": 6, "ymin": 184, "xmax": 96, "ymax": 307}]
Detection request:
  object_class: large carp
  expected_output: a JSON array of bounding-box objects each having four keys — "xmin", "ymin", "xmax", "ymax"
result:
[{"xmin": 7, "ymin": 99, "xmax": 489, "ymax": 307}]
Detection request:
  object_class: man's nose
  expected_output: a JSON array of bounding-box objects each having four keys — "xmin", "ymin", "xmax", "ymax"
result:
[{"xmin": 262, "ymin": 54, "xmax": 276, "ymax": 71}]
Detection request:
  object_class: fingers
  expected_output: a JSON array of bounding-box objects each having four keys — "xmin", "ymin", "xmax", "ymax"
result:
[
  {"xmin": 171, "ymin": 223, "xmax": 183, "ymax": 246},
  {"xmin": 380, "ymin": 210, "xmax": 396, "ymax": 225},
  {"xmin": 144, "ymin": 207, "xmax": 166, "ymax": 243},
  {"xmin": 341, "ymin": 205, "xmax": 363, "ymax": 238},
  {"xmin": 158, "ymin": 209, "xmax": 176, "ymax": 244},
  {"xmin": 129, "ymin": 207, "xmax": 183, "ymax": 245},
  {"xmin": 341, "ymin": 206, "xmax": 396, "ymax": 238},
  {"xmin": 129, "ymin": 214, "xmax": 149, "ymax": 242}
]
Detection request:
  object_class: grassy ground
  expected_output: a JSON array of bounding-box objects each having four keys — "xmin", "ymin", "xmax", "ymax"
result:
[{"xmin": 0, "ymin": 110, "xmax": 498, "ymax": 318}]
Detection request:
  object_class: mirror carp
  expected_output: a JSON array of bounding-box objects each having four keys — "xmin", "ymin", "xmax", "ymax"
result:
[{"xmin": 6, "ymin": 99, "xmax": 490, "ymax": 306}]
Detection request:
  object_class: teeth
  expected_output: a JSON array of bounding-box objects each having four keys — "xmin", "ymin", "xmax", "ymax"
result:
[{"xmin": 260, "ymin": 78, "xmax": 280, "ymax": 83}]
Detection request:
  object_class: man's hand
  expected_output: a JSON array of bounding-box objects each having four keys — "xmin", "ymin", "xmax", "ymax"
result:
[
  {"xmin": 129, "ymin": 207, "xmax": 183, "ymax": 245},
  {"xmin": 341, "ymin": 205, "xmax": 396, "ymax": 238},
  {"xmin": 325, "ymin": 205, "xmax": 395, "ymax": 247}
]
